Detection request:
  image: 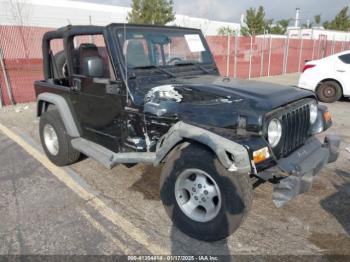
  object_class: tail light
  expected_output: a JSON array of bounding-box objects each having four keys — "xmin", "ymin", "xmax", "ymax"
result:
[{"xmin": 302, "ymin": 64, "xmax": 316, "ymax": 72}]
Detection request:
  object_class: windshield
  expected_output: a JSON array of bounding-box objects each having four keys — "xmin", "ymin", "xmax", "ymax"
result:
[{"xmin": 116, "ymin": 27, "xmax": 213, "ymax": 69}]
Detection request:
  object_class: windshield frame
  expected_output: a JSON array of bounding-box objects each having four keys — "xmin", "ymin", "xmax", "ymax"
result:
[{"xmin": 111, "ymin": 24, "xmax": 216, "ymax": 73}]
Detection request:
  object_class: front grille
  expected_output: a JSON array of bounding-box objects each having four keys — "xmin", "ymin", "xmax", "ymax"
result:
[{"xmin": 267, "ymin": 100, "xmax": 312, "ymax": 158}]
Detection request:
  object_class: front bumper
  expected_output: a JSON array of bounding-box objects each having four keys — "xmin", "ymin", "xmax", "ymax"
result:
[{"xmin": 259, "ymin": 134, "xmax": 341, "ymax": 208}]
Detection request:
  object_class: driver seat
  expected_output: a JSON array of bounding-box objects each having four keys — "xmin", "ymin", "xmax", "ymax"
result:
[{"xmin": 126, "ymin": 40, "xmax": 150, "ymax": 68}]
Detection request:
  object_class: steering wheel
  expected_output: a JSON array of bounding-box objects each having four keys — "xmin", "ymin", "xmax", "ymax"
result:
[{"xmin": 167, "ymin": 57, "xmax": 183, "ymax": 65}]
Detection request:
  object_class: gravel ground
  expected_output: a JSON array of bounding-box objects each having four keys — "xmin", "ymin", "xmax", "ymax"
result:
[{"xmin": 0, "ymin": 74, "xmax": 349, "ymax": 257}]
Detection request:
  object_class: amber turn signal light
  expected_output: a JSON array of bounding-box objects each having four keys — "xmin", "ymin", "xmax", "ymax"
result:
[
  {"xmin": 253, "ymin": 147, "xmax": 270, "ymax": 164},
  {"xmin": 324, "ymin": 111, "xmax": 332, "ymax": 123}
]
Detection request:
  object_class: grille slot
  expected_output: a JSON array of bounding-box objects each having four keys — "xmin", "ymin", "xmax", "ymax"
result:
[{"xmin": 273, "ymin": 103, "xmax": 310, "ymax": 158}]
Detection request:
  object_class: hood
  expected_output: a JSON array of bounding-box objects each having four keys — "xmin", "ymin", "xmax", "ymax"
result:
[
  {"xmin": 132, "ymin": 74, "xmax": 315, "ymax": 130},
  {"xmin": 173, "ymin": 75, "xmax": 314, "ymax": 110}
]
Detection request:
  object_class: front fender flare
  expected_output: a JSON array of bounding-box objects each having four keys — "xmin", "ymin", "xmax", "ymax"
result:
[
  {"xmin": 154, "ymin": 121, "xmax": 251, "ymax": 174},
  {"xmin": 37, "ymin": 93, "xmax": 80, "ymax": 137}
]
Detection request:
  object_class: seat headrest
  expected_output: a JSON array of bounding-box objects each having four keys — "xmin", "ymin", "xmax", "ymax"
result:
[
  {"xmin": 127, "ymin": 40, "xmax": 144, "ymax": 51},
  {"xmin": 79, "ymin": 43, "xmax": 99, "ymax": 57},
  {"xmin": 126, "ymin": 40, "xmax": 150, "ymax": 67}
]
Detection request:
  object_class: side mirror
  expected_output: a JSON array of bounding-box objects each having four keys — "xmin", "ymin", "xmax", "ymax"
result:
[{"xmin": 82, "ymin": 56, "xmax": 104, "ymax": 78}]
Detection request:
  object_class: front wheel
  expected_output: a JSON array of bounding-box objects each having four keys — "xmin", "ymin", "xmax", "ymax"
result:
[{"xmin": 160, "ymin": 143, "xmax": 253, "ymax": 241}]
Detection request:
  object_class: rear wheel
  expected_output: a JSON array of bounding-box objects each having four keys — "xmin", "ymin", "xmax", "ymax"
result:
[
  {"xmin": 316, "ymin": 80, "xmax": 342, "ymax": 103},
  {"xmin": 160, "ymin": 143, "xmax": 253, "ymax": 241},
  {"xmin": 39, "ymin": 109, "xmax": 80, "ymax": 166}
]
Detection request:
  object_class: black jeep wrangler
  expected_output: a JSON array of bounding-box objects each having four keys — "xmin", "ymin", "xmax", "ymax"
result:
[{"xmin": 34, "ymin": 24, "xmax": 340, "ymax": 241}]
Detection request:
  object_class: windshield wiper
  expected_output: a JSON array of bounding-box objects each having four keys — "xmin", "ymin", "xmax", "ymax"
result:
[
  {"xmin": 132, "ymin": 65, "xmax": 176, "ymax": 78},
  {"xmin": 174, "ymin": 61, "xmax": 211, "ymax": 74}
]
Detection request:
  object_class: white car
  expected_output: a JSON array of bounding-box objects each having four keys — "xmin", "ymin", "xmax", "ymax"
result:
[{"xmin": 298, "ymin": 50, "xmax": 350, "ymax": 103}]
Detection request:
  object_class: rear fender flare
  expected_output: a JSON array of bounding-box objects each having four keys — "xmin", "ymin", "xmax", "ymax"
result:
[{"xmin": 37, "ymin": 93, "xmax": 80, "ymax": 137}]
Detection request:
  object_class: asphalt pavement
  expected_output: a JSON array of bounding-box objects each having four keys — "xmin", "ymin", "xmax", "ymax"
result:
[
  {"xmin": 0, "ymin": 131, "xmax": 133, "ymax": 255},
  {"xmin": 0, "ymin": 73, "xmax": 349, "ymax": 260}
]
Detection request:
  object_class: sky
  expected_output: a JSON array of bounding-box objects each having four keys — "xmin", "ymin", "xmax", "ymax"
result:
[{"xmin": 73, "ymin": 0, "xmax": 349, "ymax": 24}]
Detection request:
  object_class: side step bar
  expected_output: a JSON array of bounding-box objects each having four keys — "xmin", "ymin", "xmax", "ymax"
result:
[{"xmin": 71, "ymin": 138, "xmax": 156, "ymax": 169}]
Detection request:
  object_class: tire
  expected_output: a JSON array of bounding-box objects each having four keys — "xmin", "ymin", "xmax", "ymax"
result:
[
  {"xmin": 160, "ymin": 143, "xmax": 253, "ymax": 241},
  {"xmin": 39, "ymin": 109, "xmax": 80, "ymax": 166},
  {"xmin": 316, "ymin": 80, "xmax": 342, "ymax": 103}
]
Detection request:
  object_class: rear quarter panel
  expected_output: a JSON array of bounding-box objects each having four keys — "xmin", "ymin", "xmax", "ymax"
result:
[
  {"xmin": 34, "ymin": 81, "xmax": 71, "ymax": 98},
  {"xmin": 334, "ymin": 57, "xmax": 350, "ymax": 96},
  {"xmin": 298, "ymin": 58, "xmax": 337, "ymax": 92}
]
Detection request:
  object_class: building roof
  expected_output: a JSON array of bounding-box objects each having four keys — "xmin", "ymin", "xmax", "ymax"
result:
[{"xmin": 0, "ymin": 0, "xmax": 240, "ymax": 35}]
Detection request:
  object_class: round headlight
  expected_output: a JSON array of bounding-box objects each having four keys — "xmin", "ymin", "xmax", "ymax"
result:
[
  {"xmin": 310, "ymin": 103, "xmax": 318, "ymax": 124},
  {"xmin": 268, "ymin": 118, "xmax": 282, "ymax": 148}
]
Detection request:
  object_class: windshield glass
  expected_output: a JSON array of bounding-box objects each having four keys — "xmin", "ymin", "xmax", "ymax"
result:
[{"xmin": 116, "ymin": 27, "xmax": 213, "ymax": 69}]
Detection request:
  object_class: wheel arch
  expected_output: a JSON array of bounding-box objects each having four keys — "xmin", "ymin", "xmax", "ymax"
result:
[
  {"xmin": 154, "ymin": 122, "xmax": 251, "ymax": 174},
  {"xmin": 317, "ymin": 78, "xmax": 344, "ymax": 96},
  {"xmin": 37, "ymin": 93, "xmax": 80, "ymax": 137},
  {"xmin": 161, "ymin": 139, "xmax": 216, "ymax": 165}
]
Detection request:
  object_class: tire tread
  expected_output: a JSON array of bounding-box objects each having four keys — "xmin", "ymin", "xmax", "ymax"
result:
[{"xmin": 39, "ymin": 109, "xmax": 80, "ymax": 166}]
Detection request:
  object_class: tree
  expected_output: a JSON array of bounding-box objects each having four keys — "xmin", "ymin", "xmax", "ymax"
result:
[
  {"xmin": 302, "ymin": 20, "xmax": 313, "ymax": 29},
  {"xmin": 0, "ymin": 0, "xmax": 31, "ymax": 105},
  {"xmin": 240, "ymin": 6, "xmax": 266, "ymax": 35},
  {"xmin": 314, "ymin": 14, "xmax": 321, "ymax": 26},
  {"xmin": 8, "ymin": 0, "xmax": 31, "ymax": 60},
  {"xmin": 127, "ymin": 0, "xmax": 175, "ymax": 25},
  {"xmin": 323, "ymin": 21, "xmax": 330, "ymax": 29},
  {"xmin": 217, "ymin": 26, "xmax": 236, "ymax": 36},
  {"xmin": 323, "ymin": 6, "xmax": 350, "ymax": 31},
  {"xmin": 267, "ymin": 19, "xmax": 290, "ymax": 34},
  {"xmin": 301, "ymin": 14, "xmax": 323, "ymax": 29}
]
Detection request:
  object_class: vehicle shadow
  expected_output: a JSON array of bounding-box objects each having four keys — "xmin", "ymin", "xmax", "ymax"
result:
[
  {"xmin": 128, "ymin": 165, "xmax": 162, "ymax": 201},
  {"xmin": 310, "ymin": 168, "xmax": 350, "ymax": 254},
  {"xmin": 169, "ymin": 227, "xmax": 231, "ymax": 259},
  {"xmin": 319, "ymin": 168, "xmax": 350, "ymax": 235},
  {"xmin": 159, "ymin": 153, "xmax": 250, "ymax": 259},
  {"xmin": 130, "ymin": 163, "xmax": 233, "ymax": 259},
  {"xmin": 339, "ymin": 97, "xmax": 350, "ymax": 103}
]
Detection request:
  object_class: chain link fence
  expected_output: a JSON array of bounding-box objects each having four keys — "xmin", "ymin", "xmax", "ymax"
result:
[
  {"xmin": 1, "ymin": 25, "xmax": 350, "ymax": 106},
  {"xmin": 207, "ymin": 34, "xmax": 350, "ymax": 79}
]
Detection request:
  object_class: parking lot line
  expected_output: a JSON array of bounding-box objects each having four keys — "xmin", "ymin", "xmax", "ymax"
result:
[{"xmin": 0, "ymin": 123, "xmax": 168, "ymax": 255}]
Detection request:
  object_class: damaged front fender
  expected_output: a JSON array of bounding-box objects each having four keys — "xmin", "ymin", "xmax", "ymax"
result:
[{"xmin": 154, "ymin": 121, "xmax": 252, "ymax": 174}]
